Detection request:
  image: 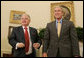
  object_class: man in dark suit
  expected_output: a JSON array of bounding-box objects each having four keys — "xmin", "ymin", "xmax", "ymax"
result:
[
  {"xmin": 8, "ymin": 13, "xmax": 42, "ymax": 57},
  {"xmin": 42, "ymin": 6, "xmax": 80, "ymax": 57}
]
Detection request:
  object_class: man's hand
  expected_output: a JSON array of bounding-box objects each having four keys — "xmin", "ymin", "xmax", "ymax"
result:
[
  {"xmin": 17, "ymin": 43, "xmax": 25, "ymax": 48},
  {"xmin": 42, "ymin": 52, "xmax": 47, "ymax": 57},
  {"xmin": 33, "ymin": 43, "xmax": 40, "ymax": 49}
]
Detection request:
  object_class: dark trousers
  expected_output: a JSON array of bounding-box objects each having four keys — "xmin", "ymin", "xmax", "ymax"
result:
[{"xmin": 57, "ymin": 48, "xmax": 60, "ymax": 57}]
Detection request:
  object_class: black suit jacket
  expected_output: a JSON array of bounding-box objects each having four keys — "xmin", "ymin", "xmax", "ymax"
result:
[
  {"xmin": 43, "ymin": 19, "xmax": 80, "ymax": 57},
  {"xmin": 8, "ymin": 26, "xmax": 42, "ymax": 57}
]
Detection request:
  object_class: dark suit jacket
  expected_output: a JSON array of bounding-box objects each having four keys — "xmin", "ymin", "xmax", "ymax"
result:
[
  {"xmin": 8, "ymin": 26, "xmax": 42, "ymax": 57},
  {"xmin": 43, "ymin": 19, "xmax": 80, "ymax": 57}
]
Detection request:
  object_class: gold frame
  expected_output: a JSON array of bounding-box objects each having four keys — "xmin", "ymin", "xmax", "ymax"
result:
[
  {"xmin": 51, "ymin": 1, "xmax": 75, "ymax": 25},
  {"xmin": 9, "ymin": 10, "xmax": 25, "ymax": 24}
]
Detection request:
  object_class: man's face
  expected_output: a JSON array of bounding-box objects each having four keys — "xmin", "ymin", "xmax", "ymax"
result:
[
  {"xmin": 54, "ymin": 7, "xmax": 63, "ymax": 19},
  {"xmin": 21, "ymin": 14, "xmax": 30, "ymax": 26}
]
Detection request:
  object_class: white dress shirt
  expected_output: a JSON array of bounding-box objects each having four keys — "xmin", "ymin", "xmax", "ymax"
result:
[{"xmin": 16, "ymin": 26, "xmax": 32, "ymax": 55}]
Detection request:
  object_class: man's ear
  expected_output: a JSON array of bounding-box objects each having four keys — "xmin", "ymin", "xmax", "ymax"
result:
[
  {"xmin": 61, "ymin": 9, "xmax": 64, "ymax": 15},
  {"xmin": 29, "ymin": 19, "xmax": 31, "ymax": 22}
]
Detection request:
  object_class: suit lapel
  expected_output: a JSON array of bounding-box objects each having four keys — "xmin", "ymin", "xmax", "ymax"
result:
[
  {"xmin": 19, "ymin": 26, "xmax": 25, "ymax": 43},
  {"xmin": 53, "ymin": 21, "xmax": 58, "ymax": 38},
  {"xmin": 29, "ymin": 27, "xmax": 33, "ymax": 43},
  {"xmin": 60, "ymin": 19, "xmax": 66, "ymax": 38}
]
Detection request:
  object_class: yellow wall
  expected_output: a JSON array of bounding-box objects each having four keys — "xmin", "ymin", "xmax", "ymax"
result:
[{"xmin": 1, "ymin": 1, "xmax": 83, "ymax": 56}]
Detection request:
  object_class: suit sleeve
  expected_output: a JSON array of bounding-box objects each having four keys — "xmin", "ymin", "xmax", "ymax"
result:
[
  {"xmin": 43, "ymin": 23, "xmax": 50, "ymax": 53},
  {"xmin": 70, "ymin": 22, "xmax": 80, "ymax": 56},
  {"xmin": 8, "ymin": 28, "xmax": 18, "ymax": 48},
  {"xmin": 35, "ymin": 29, "xmax": 42, "ymax": 49}
]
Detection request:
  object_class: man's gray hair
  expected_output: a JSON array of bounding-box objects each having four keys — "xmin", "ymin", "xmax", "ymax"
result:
[{"xmin": 21, "ymin": 13, "xmax": 31, "ymax": 19}]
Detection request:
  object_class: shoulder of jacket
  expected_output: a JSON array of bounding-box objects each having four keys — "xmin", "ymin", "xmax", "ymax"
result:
[
  {"xmin": 47, "ymin": 21, "xmax": 55, "ymax": 25},
  {"xmin": 29, "ymin": 27, "xmax": 37, "ymax": 31},
  {"xmin": 63, "ymin": 19, "xmax": 73, "ymax": 24}
]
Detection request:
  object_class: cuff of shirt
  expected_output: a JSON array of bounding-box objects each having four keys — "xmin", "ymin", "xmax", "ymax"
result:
[{"xmin": 15, "ymin": 43, "xmax": 19, "ymax": 49}]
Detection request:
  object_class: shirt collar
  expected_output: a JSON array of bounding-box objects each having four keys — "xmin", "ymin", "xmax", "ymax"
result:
[
  {"xmin": 22, "ymin": 26, "xmax": 29, "ymax": 29},
  {"xmin": 56, "ymin": 18, "xmax": 62, "ymax": 24}
]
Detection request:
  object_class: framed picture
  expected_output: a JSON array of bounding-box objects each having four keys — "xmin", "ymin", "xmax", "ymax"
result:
[
  {"xmin": 8, "ymin": 26, "xmax": 15, "ymax": 37},
  {"xmin": 9, "ymin": 10, "xmax": 25, "ymax": 24},
  {"xmin": 51, "ymin": 1, "xmax": 75, "ymax": 25}
]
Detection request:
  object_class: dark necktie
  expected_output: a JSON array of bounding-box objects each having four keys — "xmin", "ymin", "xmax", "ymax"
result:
[{"xmin": 24, "ymin": 27, "xmax": 30, "ymax": 53}]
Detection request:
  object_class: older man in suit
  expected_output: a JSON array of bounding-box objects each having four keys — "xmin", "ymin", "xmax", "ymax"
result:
[
  {"xmin": 8, "ymin": 13, "xmax": 42, "ymax": 57},
  {"xmin": 42, "ymin": 6, "xmax": 80, "ymax": 57}
]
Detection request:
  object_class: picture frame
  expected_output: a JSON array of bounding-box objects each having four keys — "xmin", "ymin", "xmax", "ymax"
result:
[
  {"xmin": 9, "ymin": 10, "xmax": 25, "ymax": 24},
  {"xmin": 51, "ymin": 1, "xmax": 75, "ymax": 25},
  {"xmin": 8, "ymin": 26, "xmax": 15, "ymax": 37}
]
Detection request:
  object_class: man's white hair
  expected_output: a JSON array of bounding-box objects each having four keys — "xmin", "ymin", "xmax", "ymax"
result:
[{"xmin": 21, "ymin": 13, "xmax": 31, "ymax": 19}]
